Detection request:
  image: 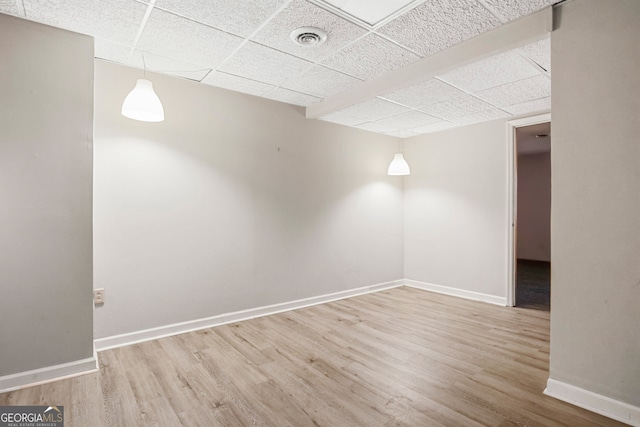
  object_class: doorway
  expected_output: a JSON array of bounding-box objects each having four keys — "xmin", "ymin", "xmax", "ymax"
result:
[
  {"xmin": 515, "ymin": 122, "xmax": 551, "ymax": 310},
  {"xmin": 506, "ymin": 113, "xmax": 551, "ymax": 308}
]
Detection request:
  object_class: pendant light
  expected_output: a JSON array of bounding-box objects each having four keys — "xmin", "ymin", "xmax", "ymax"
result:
[
  {"xmin": 388, "ymin": 140, "xmax": 410, "ymax": 176},
  {"xmin": 121, "ymin": 56, "xmax": 164, "ymax": 122},
  {"xmin": 387, "ymin": 153, "xmax": 410, "ymax": 175}
]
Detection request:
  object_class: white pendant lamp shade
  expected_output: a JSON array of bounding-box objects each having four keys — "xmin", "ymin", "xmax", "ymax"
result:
[
  {"xmin": 387, "ymin": 153, "xmax": 410, "ymax": 176},
  {"xmin": 121, "ymin": 79, "xmax": 165, "ymax": 122}
]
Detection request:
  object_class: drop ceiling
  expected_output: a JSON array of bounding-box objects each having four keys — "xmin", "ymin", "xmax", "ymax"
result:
[{"xmin": 0, "ymin": 0, "xmax": 555, "ymax": 137}]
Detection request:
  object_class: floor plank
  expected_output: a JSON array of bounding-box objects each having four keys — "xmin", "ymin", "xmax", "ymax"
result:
[{"xmin": 0, "ymin": 287, "xmax": 629, "ymax": 426}]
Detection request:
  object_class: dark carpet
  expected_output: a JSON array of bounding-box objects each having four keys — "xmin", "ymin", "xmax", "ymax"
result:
[{"xmin": 516, "ymin": 259, "xmax": 550, "ymax": 311}]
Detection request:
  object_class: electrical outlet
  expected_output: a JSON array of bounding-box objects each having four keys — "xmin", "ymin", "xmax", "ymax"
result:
[{"xmin": 94, "ymin": 288, "xmax": 105, "ymax": 305}]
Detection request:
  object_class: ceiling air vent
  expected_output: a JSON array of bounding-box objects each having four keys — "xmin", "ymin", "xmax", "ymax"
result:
[{"xmin": 290, "ymin": 27, "xmax": 328, "ymax": 47}]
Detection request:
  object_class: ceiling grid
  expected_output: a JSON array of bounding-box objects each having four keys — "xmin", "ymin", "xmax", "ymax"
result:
[{"xmin": 1, "ymin": 0, "xmax": 555, "ymax": 137}]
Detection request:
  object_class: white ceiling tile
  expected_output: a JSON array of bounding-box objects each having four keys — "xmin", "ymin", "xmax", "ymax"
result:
[
  {"xmin": 376, "ymin": 110, "xmax": 441, "ymax": 129},
  {"xmin": 23, "ymin": 0, "xmax": 147, "ymax": 45},
  {"xmin": 154, "ymin": 0, "xmax": 287, "ymax": 37},
  {"xmin": 482, "ymin": 0, "xmax": 556, "ymax": 22},
  {"xmin": 519, "ymin": 37, "xmax": 551, "ymax": 72},
  {"xmin": 318, "ymin": 111, "xmax": 367, "ymax": 127},
  {"xmin": 0, "ymin": 0, "xmax": 20, "ymax": 16},
  {"xmin": 263, "ymin": 88, "xmax": 321, "ymax": 107},
  {"xmin": 128, "ymin": 50, "xmax": 211, "ymax": 81},
  {"xmin": 381, "ymin": 78, "xmax": 467, "ymax": 110},
  {"xmin": 504, "ymin": 97, "xmax": 551, "ymax": 115},
  {"xmin": 202, "ymin": 71, "xmax": 276, "ymax": 97},
  {"xmin": 221, "ymin": 42, "xmax": 314, "ymax": 86},
  {"xmin": 356, "ymin": 122, "xmax": 399, "ymax": 133},
  {"xmin": 419, "ymin": 93, "xmax": 502, "ymax": 120},
  {"xmin": 252, "ymin": 0, "xmax": 368, "ymax": 62},
  {"xmin": 282, "ymin": 65, "xmax": 362, "ymax": 98},
  {"xmin": 17, "ymin": 0, "xmax": 555, "ymax": 128},
  {"xmin": 318, "ymin": 98, "xmax": 409, "ymax": 129},
  {"xmin": 337, "ymin": 98, "xmax": 410, "ymax": 121},
  {"xmin": 378, "ymin": 0, "xmax": 501, "ymax": 57},
  {"xmin": 94, "ymin": 39, "xmax": 132, "ymax": 63},
  {"xmin": 437, "ymin": 50, "xmax": 540, "ymax": 92},
  {"xmin": 451, "ymin": 108, "xmax": 511, "ymax": 126},
  {"xmin": 322, "ymin": 33, "xmax": 420, "ymax": 80},
  {"xmin": 412, "ymin": 120, "xmax": 458, "ymax": 134},
  {"xmin": 320, "ymin": 0, "xmax": 419, "ymax": 26},
  {"xmin": 137, "ymin": 8, "xmax": 243, "ymax": 68},
  {"xmin": 475, "ymin": 75, "xmax": 550, "ymax": 107},
  {"xmin": 385, "ymin": 129, "xmax": 419, "ymax": 138}
]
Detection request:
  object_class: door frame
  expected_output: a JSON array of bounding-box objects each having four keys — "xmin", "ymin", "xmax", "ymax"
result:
[{"xmin": 506, "ymin": 112, "xmax": 551, "ymax": 307}]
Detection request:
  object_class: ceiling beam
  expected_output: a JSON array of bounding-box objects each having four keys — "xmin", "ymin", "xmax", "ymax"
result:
[{"xmin": 305, "ymin": 6, "xmax": 553, "ymax": 119}]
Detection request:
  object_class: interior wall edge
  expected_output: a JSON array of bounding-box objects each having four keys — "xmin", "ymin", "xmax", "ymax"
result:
[
  {"xmin": 94, "ymin": 279, "xmax": 404, "ymax": 352},
  {"xmin": 403, "ymin": 119, "xmax": 510, "ymax": 300},
  {"xmin": 0, "ymin": 357, "xmax": 98, "ymax": 394},
  {"xmin": 549, "ymin": 0, "xmax": 640, "ymax": 409},
  {"xmin": 404, "ymin": 279, "xmax": 507, "ymax": 306},
  {"xmin": 0, "ymin": 11, "xmax": 94, "ymax": 378},
  {"xmin": 544, "ymin": 378, "xmax": 640, "ymax": 427}
]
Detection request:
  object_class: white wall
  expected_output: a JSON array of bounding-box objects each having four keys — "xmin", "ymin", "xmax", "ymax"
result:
[
  {"xmin": 93, "ymin": 61, "xmax": 404, "ymax": 339},
  {"xmin": 0, "ymin": 14, "xmax": 94, "ymax": 376},
  {"xmin": 549, "ymin": 0, "xmax": 640, "ymax": 410},
  {"xmin": 517, "ymin": 152, "xmax": 551, "ymax": 262},
  {"xmin": 403, "ymin": 120, "xmax": 509, "ymax": 301}
]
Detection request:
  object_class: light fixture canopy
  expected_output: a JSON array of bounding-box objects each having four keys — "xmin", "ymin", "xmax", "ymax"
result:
[
  {"xmin": 121, "ymin": 79, "xmax": 164, "ymax": 122},
  {"xmin": 387, "ymin": 153, "xmax": 410, "ymax": 176}
]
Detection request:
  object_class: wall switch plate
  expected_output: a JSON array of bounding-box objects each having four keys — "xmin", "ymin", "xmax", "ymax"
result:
[{"xmin": 94, "ymin": 288, "xmax": 105, "ymax": 304}]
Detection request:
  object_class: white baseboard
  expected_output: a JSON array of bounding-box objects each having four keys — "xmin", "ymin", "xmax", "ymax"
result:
[
  {"xmin": 404, "ymin": 279, "xmax": 507, "ymax": 306},
  {"xmin": 545, "ymin": 378, "xmax": 640, "ymax": 426},
  {"xmin": 95, "ymin": 280, "xmax": 404, "ymax": 352},
  {"xmin": 0, "ymin": 356, "xmax": 98, "ymax": 393}
]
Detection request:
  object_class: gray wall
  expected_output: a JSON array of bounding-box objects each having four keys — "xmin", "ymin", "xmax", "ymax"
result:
[
  {"xmin": 93, "ymin": 61, "xmax": 404, "ymax": 338},
  {"xmin": 550, "ymin": 0, "xmax": 640, "ymax": 406},
  {"xmin": 517, "ymin": 152, "xmax": 551, "ymax": 262},
  {"xmin": 0, "ymin": 14, "xmax": 94, "ymax": 375},
  {"xmin": 403, "ymin": 119, "xmax": 509, "ymax": 299}
]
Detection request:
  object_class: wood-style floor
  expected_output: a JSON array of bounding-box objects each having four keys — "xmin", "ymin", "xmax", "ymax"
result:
[{"xmin": 0, "ymin": 287, "xmax": 627, "ymax": 426}]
